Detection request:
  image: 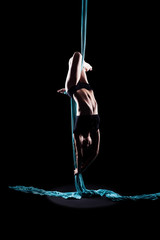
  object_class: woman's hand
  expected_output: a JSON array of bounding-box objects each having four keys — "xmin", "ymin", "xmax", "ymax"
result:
[{"xmin": 57, "ymin": 88, "xmax": 66, "ymax": 94}]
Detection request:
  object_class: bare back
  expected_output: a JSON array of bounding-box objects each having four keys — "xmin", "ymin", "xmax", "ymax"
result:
[{"xmin": 73, "ymin": 88, "xmax": 98, "ymax": 116}]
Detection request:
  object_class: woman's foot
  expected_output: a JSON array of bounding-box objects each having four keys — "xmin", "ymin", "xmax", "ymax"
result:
[
  {"xmin": 57, "ymin": 88, "xmax": 66, "ymax": 94},
  {"xmin": 83, "ymin": 61, "xmax": 92, "ymax": 72}
]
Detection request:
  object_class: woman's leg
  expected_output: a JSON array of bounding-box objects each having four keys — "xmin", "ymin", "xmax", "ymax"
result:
[
  {"xmin": 65, "ymin": 52, "xmax": 91, "ymax": 91},
  {"xmin": 65, "ymin": 52, "xmax": 83, "ymax": 91},
  {"xmin": 77, "ymin": 60, "xmax": 92, "ymax": 83}
]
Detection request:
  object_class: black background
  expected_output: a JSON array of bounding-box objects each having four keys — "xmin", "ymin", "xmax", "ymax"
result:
[{"xmin": 6, "ymin": 0, "xmax": 159, "ymax": 235}]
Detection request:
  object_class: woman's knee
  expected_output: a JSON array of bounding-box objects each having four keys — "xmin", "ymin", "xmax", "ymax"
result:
[
  {"xmin": 68, "ymin": 52, "xmax": 81, "ymax": 66},
  {"xmin": 73, "ymin": 51, "xmax": 81, "ymax": 58},
  {"xmin": 72, "ymin": 51, "xmax": 82, "ymax": 64}
]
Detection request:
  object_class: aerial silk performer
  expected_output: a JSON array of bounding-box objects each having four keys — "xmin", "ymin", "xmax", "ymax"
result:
[
  {"xmin": 9, "ymin": 0, "xmax": 160, "ymax": 201},
  {"xmin": 57, "ymin": 51, "xmax": 100, "ymax": 195}
]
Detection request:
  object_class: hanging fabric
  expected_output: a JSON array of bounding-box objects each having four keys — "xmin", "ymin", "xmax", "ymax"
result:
[{"xmin": 71, "ymin": 0, "xmax": 88, "ymax": 196}]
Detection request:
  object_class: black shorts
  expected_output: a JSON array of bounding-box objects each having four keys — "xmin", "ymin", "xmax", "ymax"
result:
[{"xmin": 73, "ymin": 114, "xmax": 100, "ymax": 135}]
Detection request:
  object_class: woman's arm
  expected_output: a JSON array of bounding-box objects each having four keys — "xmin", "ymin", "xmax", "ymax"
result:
[
  {"xmin": 73, "ymin": 134, "xmax": 83, "ymax": 175},
  {"xmin": 81, "ymin": 130, "xmax": 100, "ymax": 172},
  {"xmin": 74, "ymin": 130, "xmax": 100, "ymax": 174}
]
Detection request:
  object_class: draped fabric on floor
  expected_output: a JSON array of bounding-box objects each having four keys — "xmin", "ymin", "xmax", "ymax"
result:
[{"xmin": 9, "ymin": 185, "xmax": 160, "ymax": 201}]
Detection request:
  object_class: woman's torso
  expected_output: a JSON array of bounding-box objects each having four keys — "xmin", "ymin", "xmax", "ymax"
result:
[{"xmin": 73, "ymin": 88, "xmax": 98, "ymax": 116}]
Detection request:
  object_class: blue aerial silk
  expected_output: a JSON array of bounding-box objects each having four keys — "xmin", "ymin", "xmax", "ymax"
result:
[
  {"xmin": 8, "ymin": 185, "xmax": 160, "ymax": 201},
  {"xmin": 9, "ymin": 0, "xmax": 160, "ymax": 202}
]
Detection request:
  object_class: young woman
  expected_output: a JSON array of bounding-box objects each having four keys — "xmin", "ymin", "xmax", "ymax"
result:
[{"xmin": 57, "ymin": 52, "xmax": 100, "ymax": 175}]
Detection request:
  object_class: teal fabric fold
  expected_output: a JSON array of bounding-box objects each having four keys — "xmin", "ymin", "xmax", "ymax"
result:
[{"xmin": 9, "ymin": 185, "xmax": 160, "ymax": 201}]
